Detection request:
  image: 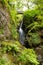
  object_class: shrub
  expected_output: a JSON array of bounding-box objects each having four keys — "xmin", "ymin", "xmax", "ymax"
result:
[
  {"xmin": 0, "ymin": 55, "xmax": 11, "ymax": 65},
  {"xmin": 22, "ymin": 10, "xmax": 40, "ymax": 31},
  {"xmin": 27, "ymin": 32, "xmax": 41, "ymax": 46},
  {"xmin": 22, "ymin": 9, "xmax": 42, "ymax": 46},
  {"xmin": 18, "ymin": 49, "xmax": 39, "ymax": 65}
]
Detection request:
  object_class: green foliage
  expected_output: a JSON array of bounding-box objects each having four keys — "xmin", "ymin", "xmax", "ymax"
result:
[
  {"xmin": 34, "ymin": 0, "xmax": 43, "ymax": 10},
  {"xmin": 0, "ymin": 41, "xmax": 39, "ymax": 65},
  {"xmin": 2, "ymin": 0, "xmax": 17, "ymax": 24},
  {"xmin": 0, "ymin": 1, "xmax": 43, "ymax": 65},
  {"xmin": 1, "ymin": 41, "xmax": 20, "ymax": 53},
  {"xmin": 27, "ymin": 33, "xmax": 41, "ymax": 46},
  {"xmin": 9, "ymin": 23, "xmax": 18, "ymax": 39},
  {"xmin": 23, "ymin": 9, "xmax": 43, "ymax": 31},
  {"xmin": 23, "ymin": 9, "xmax": 43, "ymax": 46},
  {"xmin": 2, "ymin": 0, "xmax": 18, "ymax": 39},
  {"xmin": 0, "ymin": 55, "xmax": 11, "ymax": 65},
  {"xmin": 24, "ymin": 9, "xmax": 39, "ymax": 18},
  {"xmin": 0, "ymin": 29, "xmax": 3, "ymax": 34},
  {"xmin": 16, "ymin": 14, "xmax": 23, "ymax": 24},
  {"xmin": 18, "ymin": 49, "xmax": 39, "ymax": 65},
  {"xmin": 23, "ymin": 9, "xmax": 40, "ymax": 28}
]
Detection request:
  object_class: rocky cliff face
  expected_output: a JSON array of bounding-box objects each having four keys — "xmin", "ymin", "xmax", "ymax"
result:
[{"xmin": 0, "ymin": 3, "xmax": 11, "ymax": 40}]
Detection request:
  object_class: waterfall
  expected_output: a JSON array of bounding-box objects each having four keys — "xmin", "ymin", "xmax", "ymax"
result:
[{"xmin": 18, "ymin": 21, "xmax": 25, "ymax": 45}]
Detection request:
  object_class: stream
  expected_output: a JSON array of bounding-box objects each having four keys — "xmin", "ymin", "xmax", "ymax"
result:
[{"xmin": 18, "ymin": 21, "xmax": 25, "ymax": 45}]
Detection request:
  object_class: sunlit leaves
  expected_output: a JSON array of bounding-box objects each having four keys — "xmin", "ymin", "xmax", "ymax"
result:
[{"xmin": 18, "ymin": 49, "xmax": 39, "ymax": 65}]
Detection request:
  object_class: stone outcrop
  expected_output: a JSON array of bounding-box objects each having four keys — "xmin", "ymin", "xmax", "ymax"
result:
[{"xmin": 0, "ymin": 3, "xmax": 11, "ymax": 40}]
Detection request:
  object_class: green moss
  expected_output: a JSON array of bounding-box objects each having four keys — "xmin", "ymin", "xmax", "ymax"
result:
[
  {"xmin": 2, "ymin": 0, "xmax": 18, "ymax": 39},
  {"xmin": 23, "ymin": 10, "xmax": 39, "ymax": 28},
  {"xmin": 0, "ymin": 1, "xmax": 41, "ymax": 65},
  {"xmin": 23, "ymin": 9, "xmax": 43, "ymax": 31},
  {"xmin": 23, "ymin": 9, "xmax": 43, "ymax": 46},
  {"xmin": 0, "ymin": 29, "xmax": 3, "ymax": 34},
  {"xmin": 27, "ymin": 32, "xmax": 41, "ymax": 46},
  {"xmin": 0, "ymin": 54, "xmax": 13, "ymax": 65},
  {"xmin": 9, "ymin": 23, "xmax": 18, "ymax": 39},
  {"xmin": 18, "ymin": 49, "xmax": 39, "ymax": 65},
  {"xmin": 0, "ymin": 41, "xmax": 39, "ymax": 65},
  {"xmin": 1, "ymin": 41, "xmax": 21, "ymax": 53}
]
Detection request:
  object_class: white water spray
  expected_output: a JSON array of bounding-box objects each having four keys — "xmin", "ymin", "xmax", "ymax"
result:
[{"xmin": 18, "ymin": 21, "xmax": 25, "ymax": 45}]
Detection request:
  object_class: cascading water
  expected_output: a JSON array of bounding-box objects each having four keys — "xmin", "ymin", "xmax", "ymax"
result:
[{"xmin": 18, "ymin": 21, "xmax": 25, "ymax": 45}]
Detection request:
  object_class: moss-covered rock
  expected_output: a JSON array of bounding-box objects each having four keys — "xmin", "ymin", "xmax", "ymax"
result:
[
  {"xmin": 22, "ymin": 9, "xmax": 42, "ymax": 47},
  {"xmin": 22, "ymin": 10, "xmax": 40, "ymax": 32},
  {"xmin": 0, "ymin": 41, "xmax": 39, "ymax": 65},
  {"xmin": 0, "ymin": 2, "xmax": 11, "ymax": 40},
  {"xmin": 27, "ymin": 32, "xmax": 41, "ymax": 47}
]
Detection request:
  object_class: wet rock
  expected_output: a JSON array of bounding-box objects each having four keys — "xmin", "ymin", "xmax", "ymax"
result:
[
  {"xmin": 38, "ymin": 55, "xmax": 42, "ymax": 62},
  {"xmin": 41, "ymin": 63, "xmax": 43, "ymax": 65},
  {"xmin": 35, "ymin": 46, "xmax": 43, "ymax": 65}
]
